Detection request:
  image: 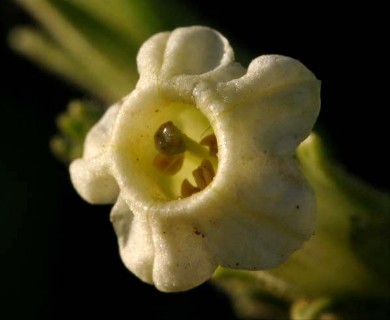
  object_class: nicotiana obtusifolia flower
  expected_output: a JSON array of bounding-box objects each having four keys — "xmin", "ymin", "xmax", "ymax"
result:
[{"xmin": 70, "ymin": 26, "xmax": 321, "ymax": 292}]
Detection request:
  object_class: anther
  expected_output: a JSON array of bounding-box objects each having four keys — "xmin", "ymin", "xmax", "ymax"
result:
[
  {"xmin": 200, "ymin": 134, "xmax": 218, "ymax": 157},
  {"xmin": 192, "ymin": 159, "xmax": 215, "ymax": 189},
  {"xmin": 180, "ymin": 159, "xmax": 215, "ymax": 198},
  {"xmin": 181, "ymin": 179, "xmax": 201, "ymax": 198},
  {"xmin": 153, "ymin": 153, "xmax": 184, "ymax": 175}
]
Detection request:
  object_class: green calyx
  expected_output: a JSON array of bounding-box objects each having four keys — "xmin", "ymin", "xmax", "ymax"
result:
[{"xmin": 50, "ymin": 100, "xmax": 103, "ymax": 163}]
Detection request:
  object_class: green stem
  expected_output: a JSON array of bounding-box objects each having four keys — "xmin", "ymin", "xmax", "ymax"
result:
[
  {"xmin": 9, "ymin": 27, "xmax": 108, "ymax": 100},
  {"xmin": 65, "ymin": 0, "xmax": 163, "ymax": 45},
  {"xmin": 16, "ymin": 0, "xmax": 134, "ymax": 102}
]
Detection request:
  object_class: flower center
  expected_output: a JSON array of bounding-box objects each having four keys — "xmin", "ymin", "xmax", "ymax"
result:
[
  {"xmin": 153, "ymin": 120, "xmax": 218, "ymax": 198},
  {"xmin": 115, "ymin": 99, "xmax": 218, "ymax": 202}
]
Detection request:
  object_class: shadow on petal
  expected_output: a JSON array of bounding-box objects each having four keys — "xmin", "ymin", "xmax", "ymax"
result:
[
  {"xmin": 150, "ymin": 217, "xmax": 218, "ymax": 292},
  {"xmin": 111, "ymin": 196, "xmax": 155, "ymax": 284}
]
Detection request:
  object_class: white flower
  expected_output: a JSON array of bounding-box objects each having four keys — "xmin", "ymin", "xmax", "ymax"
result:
[{"xmin": 70, "ymin": 26, "xmax": 320, "ymax": 292}]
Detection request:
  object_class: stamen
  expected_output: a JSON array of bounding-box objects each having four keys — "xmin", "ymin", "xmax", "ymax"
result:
[
  {"xmin": 153, "ymin": 153, "xmax": 184, "ymax": 175},
  {"xmin": 180, "ymin": 159, "xmax": 216, "ymax": 198},
  {"xmin": 181, "ymin": 179, "xmax": 201, "ymax": 198},
  {"xmin": 192, "ymin": 159, "xmax": 215, "ymax": 189},
  {"xmin": 183, "ymin": 135, "xmax": 210, "ymax": 159},
  {"xmin": 200, "ymin": 134, "xmax": 218, "ymax": 157},
  {"xmin": 153, "ymin": 122, "xmax": 217, "ymax": 197}
]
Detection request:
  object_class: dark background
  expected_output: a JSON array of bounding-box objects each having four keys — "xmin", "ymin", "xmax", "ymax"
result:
[{"xmin": 1, "ymin": 1, "xmax": 386, "ymax": 319}]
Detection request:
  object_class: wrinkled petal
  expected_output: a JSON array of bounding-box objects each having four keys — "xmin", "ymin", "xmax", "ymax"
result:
[
  {"xmin": 204, "ymin": 160, "xmax": 315, "ymax": 269},
  {"xmin": 70, "ymin": 155, "xmax": 118, "ymax": 204},
  {"xmin": 160, "ymin": 26, "xmax": 234, "ymax": 78},
  {"xmin": 219, "ymin": 55, "xmax": 318, "ymax": 103},
  {"xmin": 111, "ymin": 196, "xmax": 154, "ymax": 284},
  {"xmin": 136, "ymin": 32, "xmax": 170, "ymax": 87},
  {"xmin": 136, "ymin": 26, "xmax": 241, "ymax": 100},
  {"xmin": 192, "ymin": 57, "xmax": 319, "ymax": 267},
  {"xmin": 216, "ymin": 55, "xmax": 321, "ymax": 155},
  {"xmin": 83, "ymin": 103, "xmax": 120, "ymax": 159},
  {"xmin": 150, "ymin": 217, "xmax": 218, "ymax": 292},
  {"xmin": 70, "ymin": 101, "xmax": 120, "ymax": 204}
]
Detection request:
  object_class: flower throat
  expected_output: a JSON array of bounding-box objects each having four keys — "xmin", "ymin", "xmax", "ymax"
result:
[{"xmin": 153, "ymin": 121, "xmax": 217, "ymax": 198}]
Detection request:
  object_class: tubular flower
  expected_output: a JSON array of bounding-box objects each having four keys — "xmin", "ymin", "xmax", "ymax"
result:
[{"xmin": 70, "ymin": 26, "xmax": 320, "ymax": 292}]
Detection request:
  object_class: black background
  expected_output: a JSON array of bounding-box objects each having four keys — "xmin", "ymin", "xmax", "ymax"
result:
[{"xmin": 1, "ymin": 1, "xmax": 387, "ymax": 319}]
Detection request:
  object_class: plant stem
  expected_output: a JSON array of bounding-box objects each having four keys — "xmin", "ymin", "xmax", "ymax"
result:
[{"xmin": 16, "ymin": 0, "xmax": 134, "ymax": 102}]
